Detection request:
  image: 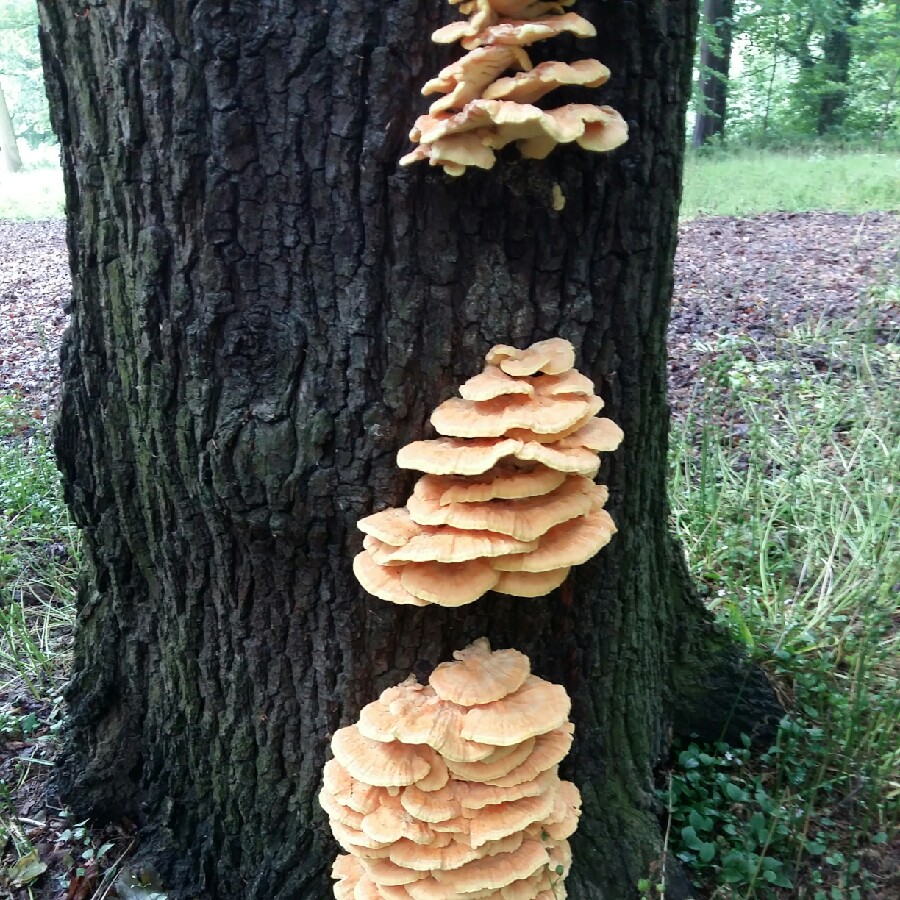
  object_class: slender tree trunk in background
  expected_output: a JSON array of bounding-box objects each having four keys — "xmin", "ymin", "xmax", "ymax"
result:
[
  {"xmin": 0, "ymin": 81, "xmax": 23, "ymax": 172},
  {"xmin": 692, "ymin": 0, "xmax": 734, "ymax": 147},
  {"xmin": 817, "ymin": 0, "xmax": 863, "ymax": 135},
  {"xmin": 39, "ymin": 1, "xmax": 777, "ymax": 897}
]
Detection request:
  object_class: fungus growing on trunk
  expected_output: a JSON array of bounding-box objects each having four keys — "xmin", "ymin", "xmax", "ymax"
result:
[
  {"xmin": 354, "ymin": 337, "xmax": 622, "ymax": 608},
  {"xmin": 400, "ymin": 0, "xmax": 627, "ymax": 174},
  {"xmin": 322, "ymin": 639, "xmax": 580, "ymax": 899}
]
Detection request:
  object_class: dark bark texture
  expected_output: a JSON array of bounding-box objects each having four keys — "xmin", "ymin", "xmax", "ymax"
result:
[
  {"xmin": 692, "ymin": 0, "xmax": 734, "ymax": 147},
  {"xmin": 39, "ymin": 1, "xmax": 775, "ymax": 897},
  {"xmin": 817, "ymin": 0, "xmax": 863, "ymax": 135}
]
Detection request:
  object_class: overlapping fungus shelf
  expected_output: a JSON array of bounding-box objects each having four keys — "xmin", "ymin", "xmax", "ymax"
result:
[
  {"xmin": 400, "ymin": 0, "xmax": 628, "ymax": 175},
  {"xmin": 322, "ymin": 639, "xmax": 580, "ymax": 899},
  {"xmin": 353, "ymin": 338, "xmax": 623, "ymax": 608}
]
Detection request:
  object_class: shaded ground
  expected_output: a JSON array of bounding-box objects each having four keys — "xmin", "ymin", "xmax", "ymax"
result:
[
  {"xmin": 2, "ymin": 212, "xmax": 897, "ymax": 422},
  {"xmin": 0, "ymin": 212, "xmax": 897, "ymax": 898}
]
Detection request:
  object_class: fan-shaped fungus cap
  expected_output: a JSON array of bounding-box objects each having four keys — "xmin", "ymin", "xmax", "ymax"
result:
[
  {"xmin": 332, "ymin": 854, "xmax": 364, "ymax": 900},
  {"xmin": 556, "ymin": 416, "xmax": 624, "ymax": 452},
  {"xmin": 513, "ymin": 440, "xmax": 601, "ymax": 476},
  {"xmin": 361, "ymin": 799, "xmax": 435, "ymax": 846},
  {"xmin": 459, "ymin": 365, "xmax": 536, "ymax": 401},
  {"xmin": 430, "ymin": 638, "xmax": 531, "ymax": 706},
  {"xmin": 331, "ymin": 725, "xmax": 434, "ymax": 788},
  {"xmin": 492, "ymin": 502, "xmax": 617, "ymax": 573},
  {"xmin": 506, "ymin": 394, "xmax": 604, "ymax": 444},
  {"xmin": 353, "ymin": 551, "xmax": 427, "ymax": 607},
  {"xmin": 462, "ymin": 675, "xmax": 571, "ymax": 746},
  {"xmin": 400, "ymin": 130, "xmax": 498, "ymax": 177},
  {"xmin": 357, "ymin": 507, "xmax": 422, "ymax": 546},
  {"xmin": 401, "ymin": 784, "xmax": 464, "ymax": 823},
  {"xmin": 323, "ymin": 759, "xmax": 390, "ymax": 815},
  {"xmin": 430, "ymin": 838, "xmax": 549, "ymax": 893},
  {"xmin": 319, "ymin": 786, "xmax": 366, "ymax": 830},
  {"xmin": 360, "ymin": 858, "xmax": 430, "ymax": 888},
  {"xmin": 438, "ymin": 12, "xmax": 596, "ymax": 50},
  {"xmin": 486, "ymin": 338, "xmax": 575, "ymax": 376},
  {"xmin": 365, "ymin": 528, "xmax": 536, "ymax": 566},
  {"xmin": 484, "ymin": 58, "xmax": 610, "ymax": 104},
  {"xmin": 431, "ymin": 393, "xmax": 592, "ymax": 439},
  {"xmin": 446, "ymin": 736, "xmax": 536, "ymax": 783},
  {"xmin": 407, "ymin": 475, "xmax": 597, "ymax": 542},
  {"xmin": 485, "ymin": 723, "xmax": 574, "ymax": 787},
  {"xmin": 358, "ymin": 681, "xmax": 497, "ymax": 763},
  {"xmin": 398, "ymin": 437, "xmax": 524, "ymax": 476},
  {"xmin": 532, "ymin": 368, "xmax": 596, "ymax": 398},
  {"xmin": 400, "ymin": 559, "xmax": 501, "ymax": 607},
  {"xmin": 542, "ymin": 779, "xmax": 582, "ymax": 840},
  {"xmin": 389, "ymin": 830, "xmax": 523, "ymax": 872},
  {"xmin": 424, "ymin": 46, "xmax": 532, "ymax": 116},
  {"xmin": 576, "ymin": 105, "xmax": 630, "ymax": 152},
  {"xmin": 513, "ymin": 103, "xmax": 628, "ymax": 159},
  {"xmin": 465, "ymin": 790, "xmax": 558, "ymax": 848},
  {"xmin": 494, "ymin": 566, "xmax": 570, "ymax": 597},
  {"xmin": 416, "ymin": 464, "xmax": 566, "ymax": 507}
]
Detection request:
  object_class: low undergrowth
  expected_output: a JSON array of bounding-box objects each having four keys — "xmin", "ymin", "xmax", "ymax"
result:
[
  {"xmin": 665, "ymin": 291, "xmax": 899, "ymax": 898},
  {"xmin": 680, "ymin": 150, "xmax": 900, "ymax": 220},
  {"xmin": 0, "ymin": 395, "xmax": 89, "ymax": 896}
]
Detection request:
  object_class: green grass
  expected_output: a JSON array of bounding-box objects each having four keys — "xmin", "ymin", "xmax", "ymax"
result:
[
  {"xmin": 664, "ymin": 290, "xmax": 899, "ymax": 897},
  {"xmin": 3, "ymin": 150, "xmax": 899, "ymax": 222},
  {"xmin": 0, "ymin": 166, "xmax": 64, "ymax": 220},
  {"xmin": 681, "ymin": 150, "xmax": 900, "ymax": 219},
  {"xmin": 0, "ymin": 395, "xmax": 76, "ymax": 710}
]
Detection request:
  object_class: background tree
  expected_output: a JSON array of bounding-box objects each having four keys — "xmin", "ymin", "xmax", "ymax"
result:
[
  {"xmin": 693, "ymin": 0, "xmax": 736, "ymax": 146},
  {"xmin": 0, "ymin": 80, "xmax": 22, "ymax": 172},
  {"xmin": 0, "ymin": 0, "xmax": 53, "ymax": 156},
  {"xmin": 39, "ymin": 1, "xmax": 777, "ymax": 898}
]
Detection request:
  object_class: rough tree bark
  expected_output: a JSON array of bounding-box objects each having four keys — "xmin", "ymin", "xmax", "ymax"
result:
[
  {"xmin": 0, "ymin": 80, "xmax": 23, "ymax": 172},
  {"xmin": 39, "ymin": 1, "xmax": 777, "ymax": 897},
  {"xmin": 817, "ymin": 0, "xmax": 863, "ymax": 135},
  {"xmin": 693, "ymin": 0, "xmax": 734, "ymax": 148}
]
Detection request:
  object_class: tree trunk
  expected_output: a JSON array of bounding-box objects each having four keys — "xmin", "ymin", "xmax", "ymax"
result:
[
  {"xmin": 0, "ymin": 80, "xmax": 23, "ymax": 173},
  {"xmin": 692, "ymin": 0, "xmax": 734, "ymax": 147},
  {"xmin": 39, "ymin": 1, "xmax": 777, "ymax": 897},
  {"xmin": 817, "ymin": 0, "xmax": 863, "ymax": 135}
]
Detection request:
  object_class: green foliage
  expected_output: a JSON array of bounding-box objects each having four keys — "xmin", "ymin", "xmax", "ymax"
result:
[
  {"xmin": 681, "ymin": 148, "xmax": 900, "ymax": 218},
  {"xmin": 694, "ymin": 0, "xmax": 900, "ymax": 147},
  {"xmin": 0, "ymin": 395, "xmax": 77, "ymax": 701},
  {"xmin": 0, "ymin": 0, "xmax": 52, "ymax": 148},
  {"xmin": 667, "ymin": 295, "xmax": 900, "ymax": 895}
]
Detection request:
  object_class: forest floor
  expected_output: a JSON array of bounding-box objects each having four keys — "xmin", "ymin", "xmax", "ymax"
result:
[
  {"xmin": 1, "ymin": 211, "xmax": 898, "ymax": 422},
  {"xmin": 0, "ymin": 211, "xmax": 898, "ymax": 899}
]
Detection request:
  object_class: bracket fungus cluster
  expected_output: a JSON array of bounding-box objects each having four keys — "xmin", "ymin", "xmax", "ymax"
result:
[
  {"xmin": 353, "ymin": 338, "xmax": 623, "ymax": 609},
  {"xmin": 323, "ymin": 639, "xmax": 580, "ymax": 899},
  {"xmin": 400, "ymin": 0, "xmax": 628, "ymax": 175}
]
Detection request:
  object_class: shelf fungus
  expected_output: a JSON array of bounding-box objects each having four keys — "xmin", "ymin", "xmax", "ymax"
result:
[
  {"xmin": 354, "ymin": 337, "xmax": 622, "ymax": 609},
  {"xmin": 324, "ymin": 639, "xmax": 580, "ymax": 899},
  {"xmin": 401, "ymin": 0, "xmax": 627, "ymax": 175}
]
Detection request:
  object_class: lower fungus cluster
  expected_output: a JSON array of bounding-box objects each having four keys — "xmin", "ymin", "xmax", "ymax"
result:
[
  {"xmin": 353, "ymin": 338, "xmax": 622, "ymax": 608},
  {"xmin": 322, "ymin": 640, "xmax": 579, "ymax": 899}
]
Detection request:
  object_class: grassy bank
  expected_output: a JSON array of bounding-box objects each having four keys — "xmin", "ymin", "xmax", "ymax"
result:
[
  {"xmin": 663, "ymin": 289, "xmax": 899, "ymax": 897},
  {"xmin": 680, "ymin": 150, "xmax": 900, "ymax": 220},
  {"xmin": 2, "ymin": 151, "xmax": 899, "ymax": 222}
]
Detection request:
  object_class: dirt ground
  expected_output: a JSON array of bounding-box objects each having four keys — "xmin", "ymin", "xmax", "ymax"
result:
[
  {"xmin": 2, "ymin": 212, "xmax": 897, "ymax": 420},
  {"xmin": 0, "ymin": 212, "xmax": 897, "ymax": 898}
]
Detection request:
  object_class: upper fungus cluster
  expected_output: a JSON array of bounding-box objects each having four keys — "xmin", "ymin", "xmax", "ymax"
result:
[
  {"xmin": 400, "ymin": 0, "xmax": 628, "ymax": 175},
  {"xmin": 353, "ymin": 338, "xmax": 623, "ymax": 609},
  {"xmin": 324, "ymin": 639, "xmax": 580, "ymax": 899}
]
